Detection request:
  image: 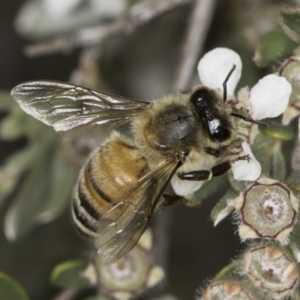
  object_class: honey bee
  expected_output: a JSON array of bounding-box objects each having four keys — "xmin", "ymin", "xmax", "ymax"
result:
[{"xmin": 11, "ymin": 66, "xmax": 249, "ymax": 264}]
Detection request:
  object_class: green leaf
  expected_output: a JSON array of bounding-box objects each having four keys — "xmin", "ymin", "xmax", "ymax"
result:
[
  {"xmin": 0, "ymin": 272, "xmax": 30, "ymax": 300},
  {"xmin": 25, "ymin": 116, "xmax": 56, "ymax": 143},
  {"xmin": 0, "ymin": 107, "xmax": 28, "ymax": 140},
  {"xmin": 4, "ymin": 144, "xmax": 75, "ymax": 239},
  {"xmin": 0, "ymin": 91, "xmax": 15, "ymax": 111},
  {"xmin": 271, "ymin": 142, "xmax": 286, "ymax": 181},
  {"xmin": 286, "ymin": 171, "xmax": 300, "ymax": 198},
  {"xmin": 50, "ymin": 260, "xmax": 92, "ymax": 289},
  {"xmin": 35, "ymin": 153, "xmax": 77, "ymax": 222},
  {"xmin": 261, "ymin": 121, "xmax": 294, "ymax": 141},
  {"xmin": 252, "ymin": 128, "xmax": 287, "ymax": 180},
  {"xmin": 4, "ymin": 145, "xmax": 54, "ymax": 239},
  {"xmin": 210, "ymin": 188, "xmax": 238, "ymax": 224},
  {"xmin": 15, "ymin": 0, "xmax": 126, "ymax": 39},
  {"xmin": 214, "ymin": 261, "xmax": 240, "ymax": 280},
  {"xmin": 251, "ymin": 132, "xmax": 275, "ymax": 175},
  {"xmin": 0, "ymin": 105, "xmax": 56, "ymax": 142},
  {"xmin": 289, "ymin": 217, "xmax": 300, "ymax": 251},
  {"xmin": 0, "ymin": 146, "xmax": 39, "ymax": 207},
  {"xmin": 188, "ymin": 175, "xmax": 229, "ymax": 204},
  {"xmin": 254, "ymin": 29, "xmax": 296, "ymax": 67},
  {"xmin": 279, "ymin": 7, "xmax": 300, "ymax": 43}
]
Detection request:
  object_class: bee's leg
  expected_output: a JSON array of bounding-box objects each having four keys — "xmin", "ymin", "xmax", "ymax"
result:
[
  {"xmin": 155, "ymin": 193, "xmax": 189, "ymax": 211},
  {"xmin": 178, "ymin": 170, "xmax": 212, "ymax": 181},
  {"xmin": 179, "ymin": 155, "xmax": 250, "ymax": 180},
  {"xmin": 212, "ymin": 154, "xmax": 249, "ymax": 177},
  {"xmin": 160, "ymin": 193, "xmax": 185, "ymax": 207}
]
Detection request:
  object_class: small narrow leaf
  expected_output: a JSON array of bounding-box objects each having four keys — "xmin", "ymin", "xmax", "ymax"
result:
[
  {"xmin": 50, "ymin": 260, "xmax": 91, "ymax": 288},
  {"xmin": 254, "ymin": 29, "xmax": 296, "ymax": 67},
  {"xmin": 35, "ymin": 153, "xmax": 77, "ymax": 223},
  {"xmin": 189, "ymin": 175, "xmax": 229, "ymax": 204},
  {"xmin": 0, "ymin": 105, "xmax": 56, "ymax": 142},
  {"xmin": 25, "ymin": 116, "xmax": 56, "ymax": 143},
  {"xmin": 271, "ymin": 142, "xmax": 286, "ymax": 181},
  {"xmin": 286, "ymin": 171, "xmax": 300, "ymax": 198},
  {"xmin": 4, "ymin": 144, "xmax": 56, "ymax": 239},
  {"xmin": 211, "ymin": 188, "xmax": 238, "ymax": 225},
  {"xmin": 279, "ymin": 7, "xmax": 300, "ymax": 43},
  {"xmin": 0, "ymin": 272, "xmax": 30, "ymax": 300},
  {"xmin": 261, "ymin": 121, "xmax": 294, "ymax": 141},
  {"xmin": 0, "ymin": 146, "xmax": 39, "ymax": 207},
  {"xmin": 251, "ymin": 132, "xmax": 275, "ymax": 175},
  {"xmin": 0, "ymin": 107, "xmax": 28, "ymax": 140},
  {"xmin": 214, "ymin": 261, "xmax": 240, "ymax": 280},
  {"xmin": 0, "ymin": 91, "xmax": 15, "ymax": 110}
]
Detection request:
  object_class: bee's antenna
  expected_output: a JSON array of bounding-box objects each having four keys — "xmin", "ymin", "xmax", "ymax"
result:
[
  {"xmin": 223, "ymin": 64, "xmax": 236, "ymax": 102},
  {"xmin": 230, "ymin": 113, "xmax": 268, "ymax": 127}
]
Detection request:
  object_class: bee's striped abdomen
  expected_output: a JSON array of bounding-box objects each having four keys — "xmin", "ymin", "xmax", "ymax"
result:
[{"xmin": 72, "ymin": 133, "xmax": 148, "ymax": 240}]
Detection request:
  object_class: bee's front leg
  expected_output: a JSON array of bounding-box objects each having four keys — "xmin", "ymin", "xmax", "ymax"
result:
[{"xmin": 178, "ymin": 154, "xmax": 250, "ymax": 181}]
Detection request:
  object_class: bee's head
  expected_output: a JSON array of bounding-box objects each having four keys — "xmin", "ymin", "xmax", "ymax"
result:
[{"xmin": 190, "ymin": 86, "xmax": 235, "ymax": 144}]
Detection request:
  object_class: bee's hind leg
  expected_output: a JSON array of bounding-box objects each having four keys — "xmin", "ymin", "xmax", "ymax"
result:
[
  {"xmin": 155, "ymin": 193, "xmax": 189, "ymax": 211},
  {"xmin": 160, "ymin": 193, "xmax": 185, "ymax": 207},
  {"xmin": 159, "ymin": 193, "xmax": 200, "ymax": 208}
]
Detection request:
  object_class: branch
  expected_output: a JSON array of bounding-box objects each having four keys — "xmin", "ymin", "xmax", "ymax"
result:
[
  {"xmin": 172, "ymin": 0, "xmax": 217, "ymax": 91},
  {"xmin": 25, "ymin": 0, "xmax": 194, "ymax": 57}
]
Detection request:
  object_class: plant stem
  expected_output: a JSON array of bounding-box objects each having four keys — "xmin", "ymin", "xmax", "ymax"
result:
[{"xmin": 172, "ymin": 0, "xmax": 217, "ymax": 91}]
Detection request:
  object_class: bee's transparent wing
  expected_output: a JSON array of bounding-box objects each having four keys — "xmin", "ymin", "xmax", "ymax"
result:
[
  {"xmin": 96, "ymin": 159, "xmax": 179, "ymax": 264},
  {"xmin": 11, "ymin": 80, "xmax": 149, "ymax": 132}
]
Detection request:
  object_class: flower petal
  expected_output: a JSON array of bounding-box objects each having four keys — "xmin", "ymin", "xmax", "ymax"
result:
[
  {"xmin": 171, "ymin": 177, "xmax": 204, "ymax": 197},
  {"xmin": 197, "ymin": 48, "xmax": 242, "ymax": 97},
  {"xmin": 249, "ymin": 74, "xmax": 292, "ymax": 120},
  {"xmin": 232, "ymin": 142, "xmax": 261, "ymax": 181}
]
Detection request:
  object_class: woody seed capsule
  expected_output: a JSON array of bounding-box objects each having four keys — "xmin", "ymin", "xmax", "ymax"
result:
[
  {"xmin": 231, "ymin": 177, "xmax": 299, "ymax": 243},
  {"xmin": 242, "ymin": 245, "xmax": 299, "ymax": 299}
]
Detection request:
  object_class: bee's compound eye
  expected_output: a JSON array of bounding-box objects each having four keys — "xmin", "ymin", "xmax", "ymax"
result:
[
  {"xmin": 190, "ymin": 88, "xmax": 210, "ymax": 110},
  {"xmin": 213, "ymin": 125, "xmax": 231, "ymax": 142},
  {"xmin": 208, "ymin": 117, "xmax": 231, "ymax": 142}
]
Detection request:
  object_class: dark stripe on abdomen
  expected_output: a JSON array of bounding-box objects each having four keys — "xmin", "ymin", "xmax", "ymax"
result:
[
  {"xmin": 72, "ymin": 198, "xmax": 98, "ymax": 233},
  {"xmin": 78, "ymin": 183, "xmax": 101, "ymax": 220},
  {"xmin": 87, "ymin": 161, "xmax": 114, "ymax": 204}
]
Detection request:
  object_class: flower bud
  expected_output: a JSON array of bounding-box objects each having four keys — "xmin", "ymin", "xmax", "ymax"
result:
[
  {"xmin": 199, "ymin": 280, "xmax": 258, "ymax": 300},
  {"xmin": 91, "ymin": 230, "xmax": 164, "ymax": 300},
  {"xmin": 242, "ymin": 244, "xmax": 299, "ymax": 299},
  {"xmin": 231, "ymin": 177, "xmax": 299, "ymax": 244}
]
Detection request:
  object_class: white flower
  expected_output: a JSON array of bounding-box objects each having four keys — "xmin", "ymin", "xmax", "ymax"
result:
[
  {"xmin": 197, "ymin": 48, "xmax": 291, "ymax": 181},
  {"xmin": 231, "ymin": 142, "xmax": 261, "ymax": 181},
  {"xmin": 249, "ymin": 75, "xmax": 292, "ymax": 120},
  {"xmin": 198, "ymin": 48, "xmax": 242, "ymax": 97},
  {"xmin": 197, "ymin": 48, "xmax": 292, "ymax": 121}
]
